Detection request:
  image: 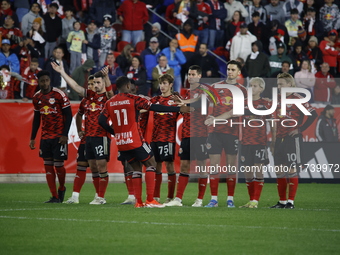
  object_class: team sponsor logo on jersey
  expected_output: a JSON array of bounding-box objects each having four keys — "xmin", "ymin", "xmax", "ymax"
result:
[
  {"xmin": 41, "ymin": 106, "xmax": 57, "ymax": 115},
  {"xmin": 49, "ymin": 98, "xmax": 55, "ymax": 104},
  {"xmin": 89, "ymin": 103, "xmax": 102, "ymax": 112},
  {"xmin": 168, "ymin": 100, "xmax": 175, "ymax": 105}
]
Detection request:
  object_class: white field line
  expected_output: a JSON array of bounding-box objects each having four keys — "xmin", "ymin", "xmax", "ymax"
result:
[{"xmin": 0, "ymin": 215, "xmax": 339, "ymax": 233}]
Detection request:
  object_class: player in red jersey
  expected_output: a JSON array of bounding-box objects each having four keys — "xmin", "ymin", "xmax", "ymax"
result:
[
  {"xmin": 270, "ymin": 73, "xmax": 317, "ymax": 209},
  {"xmin": 98, "ymin": 76, "xmax": 191, "ymax": 208},
  {"xmin": 29, "ymin": 70, "xmax": 72, "ymax": 203},
  {"xmin": 52, "ymin": 62, "xmax": 114, "ymax": 205},
  {"xmin": 164, "ymin": 65, "xmax": 209, "ymax": 207},
  {"xmin": 204, "ymin": 60, "xmax": 247, "ymax": 208}
]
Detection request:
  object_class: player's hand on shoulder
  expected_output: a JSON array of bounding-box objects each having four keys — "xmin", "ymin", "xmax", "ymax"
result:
[
  {"xmin": 59, "ymin": 136, "xmax": 68, "ymax": 145},
  {"xmin": 29, "ymin": 140, "xmax": 35, "ymax": 150},
  {"xmin": 179, "ymin": 105, "xmax": 193, "ymax": 113},
  {"xmin": 138, "ymin": 94, "xmax": 151, "ymax": 100},
  {"xmin": 204, "ymin": 115, "xmax": 215, "ymax": 126}
]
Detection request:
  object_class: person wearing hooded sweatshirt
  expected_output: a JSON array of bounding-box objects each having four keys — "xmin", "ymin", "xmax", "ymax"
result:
[
  {"xmin": 268, "ymin": 41, "xmax": 293, "ymax": 76},
  {"xmin": 245, "ymin": 40, "xmax": 270, "ymax": 78},
  {"xmin": 230, "ymin": 23, "xmax": 256, "ymax": 62},
  {"xmin": 319, "ymin": 0, "xmax": 340, "ymax": 34},
  {"xmin": 21, "ymin": 3, "xmax": 45, "ymax": 37},
  {"xmin": 319, "ymin": 30, "xmax": 340, "ymax": 77},
  {"xmin": 84, "ymin": 20, "xmax": 101, "ymax": 71},
  {"xmin": 315, "ymin": 104, "xmax": 339, "ymax": 142},
  {"xmin": 289, "ymin": 40, "xmax": 309, "ymax": 73}
]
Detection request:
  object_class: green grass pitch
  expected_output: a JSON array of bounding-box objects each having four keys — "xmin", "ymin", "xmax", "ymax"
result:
[{"xmin": 0, "ymin": 182, "xmax": 339, "ymax": 255}]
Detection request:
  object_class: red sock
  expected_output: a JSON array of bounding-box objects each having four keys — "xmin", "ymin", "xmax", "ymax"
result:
[
  {"xmin": 92, "ymin": 174, "xmax": 100, "ymax": 195},
  {"xmin": 125, "ymin": 172, "xmax": 134, "ymax": 195},
  {"xmin": 246, "ymin": 180, "xmax": 254, "ymax": 201},
  {"xmin": 132, "ymin": 172, "xmax": 143, "ymax": 204},
  {"xmin": 288, "ymin": 175, "xmax": 299, "ymax": 201},
  {"xmin": 153, "ymin": 173, "xmax": 162, "ymax": 198},
  {"xmin": 277, "ymin": 176, "xmax": 287, "ymax": 201},
  {"xmin": 145, "ymin": 167, "xmax": 156, "ymax": 201},
  {"xmin": 227, "ymin": 174, "xmax": 236, "ymax": 197},
  {"xmin": 253, "ymin": 179, "xmax": 264, "ymax": 201},
  {"xmin": 73, "ymin": 165, "xmax": 87, "ymax": 193},
  {"xmin": 210, "ymin": 174, "xmax": 219, "ymax": 196},
  {"xmin": 44, "ymin": 162, "xmax": 58, "ymax": 198},
  {"xmin": 98, "ymin": 172, "xmax": 109, "ymax": 198},
  {"xmin": 55, "ymin": 162, "xmax": 66, "ymax": 191},
  {"xmin": 167, "ymin": 173, "xmax": 176, "ymax": 199},
  {"xmin": 198, "ymin": 177, "xmax": 208, "ymax": 199},
  {"xmin": 175, "ymin": 173, "xmax": 189, "ymax": 199}
]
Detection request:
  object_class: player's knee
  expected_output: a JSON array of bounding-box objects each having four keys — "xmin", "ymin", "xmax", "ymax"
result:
[{"xmin": 54, "ymin": 161, "xmax": 64, "ymax": 167}]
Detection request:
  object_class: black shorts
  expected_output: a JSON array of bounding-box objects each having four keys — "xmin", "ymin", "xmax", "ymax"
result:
[
  {"xmin": 274, "ymin": 135, "xmax": 302, "ymax": 167},
  {"xmin": 39, "ymin": 138, "xmax": 68, "ymax": 160},
  {"xmin": 239, "ymin": 144, "xmax": 269, "ymax": 166},
  {"xmin": 151, "ymin": 142, "xmax": 175, "ymax": 162},
  {"xmin": 85, "ymin": 136, "xmax": 111, "ymax": 161},
  {"xmin": 77, "ymin": 143, "xmax": 87, "ymax": 162},
  {"xmin": 206, "ymin": 133, "xmax": 239, "ymax": 155},
  {"xmin": 179, "ymin": 137, "xmax": 208, "ymax": 161},
  {"xmin": 119, "ymin": 143, "xmax": 153, "ymax": 163}
]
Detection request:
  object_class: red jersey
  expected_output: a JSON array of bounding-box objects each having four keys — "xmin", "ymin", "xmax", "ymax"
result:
[
  {"xmin": 182, "ymin": 85, "xmax": 208, "ymax": 139},
  {"xmin": 84, "ymin": 90, "xmax": 109, "ymax": 137},
  {"xmin": 274, "ymin": 93, "xmax": 315, "ymax": 138},
  {"xmin": 242, "ymin": 98, "xmax": 272, "ymax": 146},
  {"xmin": 78, "ymin": 98, "xmax": 87, "ymax": 145},
  {"xmin": 208, "ymin": 81, "xmax": 247, "ymax": 136},
  {"xmin": 0, "ymin": 26, "xmax": 23, "ymax": 49},
  {"xmin": 196, "ymin": 2, "xmax": 212, "ymax": 30},
  {"xmin": 32, "ymin": 87, "xmax": 71, "ymax": 139},
  {"xmin": 0, "ymin": 78, "xmax": 19, "ymax": 99},
  {"xmin": 150, "ymin": 95, "xmax": 179, "ymax": 142},
  {"xmin": 102, "ymin": 93, "xmax": 152, "ymax": 151},
  {"xmin": 21, "ymin": 66, "xmax": 42, "ymax": 98}
]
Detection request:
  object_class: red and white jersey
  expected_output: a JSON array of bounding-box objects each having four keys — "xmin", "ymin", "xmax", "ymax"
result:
[
  {"xmin": 21, "ymin": 66, "xmax": 41, "ymax": 98},
  {"xmin": 101, "ymin": 93, "xmax": 152, "ymax": 151}
]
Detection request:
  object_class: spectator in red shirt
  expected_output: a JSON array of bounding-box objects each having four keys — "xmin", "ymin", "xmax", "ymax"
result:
[
  {"xmin": 21, "ymin": 58, "xmax": 41, "ymax": 100},
  {"xmin": 314, "ymin": 62, "xmax": 337, "ymax": 104},
  {"xmin": 319, "ymin": 30, "xmax": 340, "ymax": 77},
  {"xmin": 0, "ymin": 15, "xmax": 22, "ymax": 49}
]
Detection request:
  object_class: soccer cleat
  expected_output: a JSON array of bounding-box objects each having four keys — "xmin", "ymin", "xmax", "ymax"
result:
[
  {"xmin": 248, "ymin": 201, "xmax": 258, "ymax": 208},
  {"xmin": 134, "ymin": 202, "xmax": 145, "ymax": 208},
  {"xmin": 270, "ymin": 202, "xmax": 286, "ymax": 209},
  {"xmin": 164, "ymin": 198, "xmax": 172, "ymax": 204},
  {"xmin": 192, "ymin": 199, "xmax": 203, "ymax": 207},
  {"xmin": 154, "ymin": 197, "xmax": 160, "ymax": 202},
  {"xmin": 284, "ymin": 202, "xmax": 295, "ymax": 209},
  {"xmin": 239, "ymin": 202, "xmax": 251, "ymax": 208},
  {"xmin": 164, "ymin": 198, "xmax": 183, "ymax": 207},
  {"xmin": 120, "ymin": 197, "xmax": 136, "ymax": 205},
  {"xmin": 89, "ymin": 197, "xmax": 106, "ymax": 205},
  {"xmin": 63, "ymin": 197, "xmax": 79, "ymax": 204},
  {"xmin": 227, "ymin": 200, "xmax": 235, "ymax": 208},
  {"xmin": 205, "ymin": 199, "xmax": 218, "ymax": 207},
  {"xmin": 44, "ymin": 197, "xmax": 60, "ymax": 203},
  {"xmin": 58, "ymin": 187, "xmax": 66, "ymax": 203},
  {"xmin": 145, "ymin": 199, "xmax": 165, "ymax": 208}
]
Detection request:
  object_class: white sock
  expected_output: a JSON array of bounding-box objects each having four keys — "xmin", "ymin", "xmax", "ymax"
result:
[
  {"xmin": 211, "ymin": 196, "xmax": 218, "ymax": 201},
  {"xmin": 279, "ymin": 200, "xmax": 287, "ymax": 205},
  {"xmin": 128, "ymin": 195, "xmax": 135, "ymax": 199},
  {"xmin": 287, "ymin": 199, "xmax": 294, "ymax": 204},
  {"xmin": 196, "ymin": 198, "xmax": 202, "ymax": 202},
  {"xmin": 227, "ymin": 196, "xmax": 233, "ymax": 201},
  {"xmin": 175, "ymin": 197, "xmax": 182, "ymax": 202},
  {"xmin": 72, "ymin": 192, "xmax": 79, "ymax": 199}
]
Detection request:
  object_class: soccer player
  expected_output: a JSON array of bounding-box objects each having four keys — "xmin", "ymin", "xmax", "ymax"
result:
[
  {"xmin": 98, "ymin": 76, "xmax": 191, "ymax": 208},
  {"xmin": 164, "ymin": 65, "xmax": 209, "ymax": 207},
  {"xmin": 52, "ymin": 62, "xmax": 113, "ymax": 204},
  {"xmin": 29, "ymin": 70, "xmax": 72, "ymax": 203},
  {"xmin": 270, "ymin": 73, "xmax": 317, "ymax": 209},
  {"xmin": 204, "ymin": 60, "xmax": 247, "ymax": 208},
  {"xmin": 64, "ymin": 75, "xmax": 100, "ymax": 204}
]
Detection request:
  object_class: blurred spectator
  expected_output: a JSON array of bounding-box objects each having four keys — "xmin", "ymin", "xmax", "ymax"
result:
[
  {"xmin": 245, "ymin": 40, "xmax": 270, "ymax": 78},
  {"xmin": 21, "ymin": 3, "xmax": 45, "ymax": 38},
  {"xmin": 297, "ymin": 26, "xmax": 309, "ymax": 49},
  {"xmin": 98, "ymin": 14, "xmax": 116, "ymax": 67},
  {"xmin": 43, "ymin": 3, "xmax": 62, "ymax": 61},
  {"xmin": 289, "ymin": 40, "xmax": 309, "ymax": 72},
  {"xmin": 248, "ymin": 11, "xmax": 266, "ymax": 43},
  {"xmin": 125, "ymin": 55, "xmax": 148, "ymax": 96},
  {"xmin": 230, "ymin": 23, "xmax": 256, "ymax": 62},
  {"xmin": 319, "ymin": 0, "xmax": 340, "ymax": 34},
  {"xmin": 161, "ymin": 38, "xmax": 186, "ymax": 92},
  {"xmin": 188, "ymin": 43, "xmax": 219, "ymax": 78},
  {"xmin": 117, "ymin": 0, "xmax": 149, "ymax": 47},
  {"xmin": 225, "ymin": 11, "xmax": 245, "ymax": 45},
  {"xmin": 268, "ymin": 42, "xmax": 293, "ymax": 76},
  {"xmin": 89, "ymin": 0, "xmax": 116, "ymax": 27},
  {"xmin": 207, "ymin": 0, "xmax": 227, "ymax": 50},
  {"xmin": 331, "ymin": 84, "xmax": 340, "ymax": 104},
  {"xmin": 0, "ymin": 15, "xmax": 23, "ymax": 49},
  {"xmin": 165, "ymin": 0, "xmax": 181, "ymax": 38},
  {"xmin": 224, "ymin": 0, "xmax": 248, "ymax": 23},
  {"xmin": 245, "ymin": 0, "xmax": 267, "ymax": 25},
  {"xmin": 14, "ymin": 37, "xmax": 41, "ymax": 73},
  {"xmin": 60, "ymin": 7, "xmax": 77, "ymax": 45},
  {"xmin": 175, "ymin": 19, "xmax": 198, "ymax": 55},
  {"xmin": 152, "ymin": 55, "xmax": 174, "ymax": 95},
  {"xmin": 270, "ymin": 60, "xmax": 294, "ymax": 77},
  {"xmin": 314, "ymin": 62, "xmax": 337, "ymax": 104},
  {"xmin": 263, "ymin": 19, "xmax": 289, "ymax": 55},
  {"xmin": 13, "ymin": 0, "xmax": 30, "ymax": 24},
  {"xmin": 315, "ymin": 104, "xmax": 339, "ymax": 142},
  {"xmin": 194, "ymin": 0, "xmax": 212, "ymax": 45},
  {"xmin": 20, "ymin": 58, "xmax": 41, "ymax": 100},
  {"xmin": 146, "ymin": 22, "xmax": 169, "ymax": 50},
  {"xmin": 67, "ymin": 21, "xmax": 86, "ymax": 74},
  {"xmin": 306, "ymin": 36, "xmax": 323, "ymax": 73},
  {"xmin": 268, "ymin": 29, "xmax": 285, "ymax": 56},
  {"xmin": 319, "ymin": 30, "xmax": 339, "ymax": 77},
  {"xmin": 294, "ymin": 59, "xmax": 315, "ymax": 101},
  {"xmin": 84, "ymin": 20, "xmax": 101, "ymax": 70},
  {"xmin": 102, "ymin": 53, "xmax": 123, "ymax": 88},
  {"xmin": 303, "ymin": 7, "xmax": 324, "ymax": 43},
  {"xmin": 0, "ymin": 39, "xmax": 19, "ymax": 73},
  {"xmin": 236, "ymin": 57, "xmax": 248, "ymax": 86},
  {"xmin": 26, "ymin": 17, "xmax": 45, "ymax": 68},
  {"xmin": 173, "ymin": 0, "xmax": 198, "ymax": 27},
  {"xmin": 301, "ymin": 0, "xmax": 318, "ymax": 20},
  {"xmin": 0, "ymin": 64, "xmax": 21, "ymax": 99},
  {"xmin": 282, "ymin": 0, "xmax": 303, "ymax": 20},
  {"xmin": 116, "ymin": 44, "xmax": 134, "ymax": 72},
  {"xmin": 285, "ymin": 8, "xmax": 303, "ymax": 46},
  {"xmin": 265, "ymin": 0, "xmax": 285, "ymax": 25},
  {"xmin": 0, "ymin": 0, "xmax": 19, "ymax": 28}
]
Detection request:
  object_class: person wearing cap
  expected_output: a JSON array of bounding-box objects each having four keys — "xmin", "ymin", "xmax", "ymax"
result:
[
  {"xmin": 319, "ymin": 30, "xmax": 340, "ymax": 77},
  {"xmin": 268, "ymin": 41, "xmax": 293, "ymax": 76},
  {"xmin": 98, "ymin": 14, "xmax": 116, "ymax": 67},
  {"xmin": 60, "ymin": 7, "xmax": 77, "ymax": 45},
  {"xmin": 306, "ymin": 36, "xmax": 323, "ymax": 73},
  {"xmin": 84, "ymin": 20, "xmax": 101, "ymax": 70},
  {"xmin": 43, "ymin": 3, "xmax": 62, "ymax": 60},
  {"xmin": 89, "ymin": 0, "xmax": 116, "ymax": 28},
  {"xmin": 0, "ymin": 15, "xmax": 23, "ymax": 49},
  {"xmin": 244, "ymin": 0, "xmax": 267, "ymax": 25},
  {"xmin": 314, "ymin": 62, "xmax": 337, "ymax": 104},
  {"xmin": 319, "ymin": 0, "xmax": 340, "ymax": 34},
  {"xmin": 146, "ymin": 22, "xmax": 169, "ymax": 50},
  {"xmin": 117, "ymin": 0, "xmax": 149, "ymax": 47},
  {"xmin": 0, "ymin": 38, "xmax": 19, "ymax": 73},
  {"xmin": 303, "ymin": 7, "xmax": 323, "ymax": 43},
  {"xmin": 316, "ymin": 104, "xmax": 339, "ymax": 142},
  {"xmin": 285, "ymin": 8, "xmax": 303, "ymax": 46},
  {"xmin": 264, "ymin": 0, "xmax": 285, "ymax": 25},
  {"xmin": 282, "ymin": 0, "xmax": 303, "ymax": 20},
  {"xmin": 248, "ymin": 11, "xmax": 266, "ymax": 42},
  {"xmin": 230, "ymin": 23, "xmax": 256, "ymax": 62},
  {"xmin": 21, "ymin": 3, "xmax": 45, "ymax": 37}
]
